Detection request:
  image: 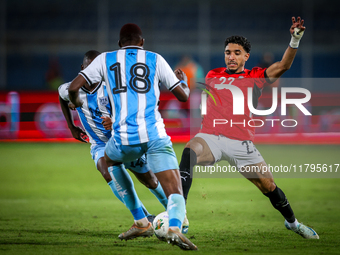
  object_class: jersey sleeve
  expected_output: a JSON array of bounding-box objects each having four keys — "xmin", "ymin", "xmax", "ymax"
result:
[
  {"xmin": 58, "ymin": 82, "xmax": 71, "ymax": 101},
  {"xmin": 249, "ymin": 67, "xmax": 268, "ymax": 89},
  {"xmin": 79, "ymin": 53, "xmax": 106, "ymax": 86},
  {"xmin": 205, "ymin": 70, "xmax": 220, "ymax": 89},
  {"xmin": 156, "ymin": 54, "xmax": 180, "ymax": 91},
  {"xmin": 205, "ymin": 70, "xmax": 215, "ymax": 82}
]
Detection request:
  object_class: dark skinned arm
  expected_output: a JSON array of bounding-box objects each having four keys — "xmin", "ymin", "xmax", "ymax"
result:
[
  {"xmin": 59, "ymin": 95, "xmax": 88, "ymax": 143},
  {"xmin": 68, "ymin": 74, "xmax": 87, "ymax": 108},
  {"xmin": 171, "ymin": 69, "xmax": 190, "ymax": 102}
]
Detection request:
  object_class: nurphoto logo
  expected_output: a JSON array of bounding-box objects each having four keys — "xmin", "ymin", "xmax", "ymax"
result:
[{"xmin": 200, "ymin": 82, "xmax": 311, "ymax": 128}]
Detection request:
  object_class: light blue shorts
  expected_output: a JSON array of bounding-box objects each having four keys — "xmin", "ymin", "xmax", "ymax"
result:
[
  {"xmin": 91, "ymin": 144, "xmax": 149, "ymax": 173},
  {"xmin": 91, "ymin": 144, "xmax": 105, "ymax": 167},
  {"xmin": 105, "ymin": 136, "xmax": 179, "ymax": 173}
]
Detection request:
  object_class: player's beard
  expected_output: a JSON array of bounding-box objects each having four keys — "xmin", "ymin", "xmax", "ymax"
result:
[
  {"xmin": 227, "ymin": 68, "xmax": 237, "ymax": 74},
  {"xmin": 227, "ymin": 62, "xmax": 238, "ymax": 73}
]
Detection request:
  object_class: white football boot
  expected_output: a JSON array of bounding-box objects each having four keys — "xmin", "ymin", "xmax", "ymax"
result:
[{"xmin": 284, "ymin": 220, "xmax": 319, "ymax": 239}]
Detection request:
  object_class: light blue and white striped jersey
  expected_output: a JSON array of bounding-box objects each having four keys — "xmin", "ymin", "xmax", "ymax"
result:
[
  {"xmin": 58, "ymin": 81, "xmax": 112, "ymax": 147},
  {"xmin": 80, "ymin": 46, "xmax": 181, "ymax": 145}
]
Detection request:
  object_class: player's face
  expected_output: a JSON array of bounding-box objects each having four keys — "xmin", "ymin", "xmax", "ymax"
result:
[{"xmin": 224, "ymin": 43, "xmax": 250, "ymax": 73}]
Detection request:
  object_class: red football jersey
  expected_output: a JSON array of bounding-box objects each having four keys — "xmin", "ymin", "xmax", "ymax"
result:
[{"xmin": 200, "ymin": 67, "xmax": 268, "ymax": 141}]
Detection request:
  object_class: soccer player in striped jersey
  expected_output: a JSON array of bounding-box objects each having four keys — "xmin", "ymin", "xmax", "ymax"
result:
[
  {"xmin": 179, "ymin": 17, "xmax": 319, "ymax": 239},
  {"xmin": 69, "ymin": 25, "xmax": 197, "ymax": 250},
  {"xmin": 59, "ymin": 50, "xmax": 168, "ymax": 223}
]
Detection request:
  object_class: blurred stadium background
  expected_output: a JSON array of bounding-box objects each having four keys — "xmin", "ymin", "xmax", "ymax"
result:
[
  {"xmin": 0, "ymin": 0, "xmax": 339, "ymax": 143},
  {"xmin": 0, "ymin": 2, "xmax": 340, "ymax": 253}
]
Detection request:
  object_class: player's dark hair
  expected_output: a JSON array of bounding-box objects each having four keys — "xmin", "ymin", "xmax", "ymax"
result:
[
  {"xmin": 119, "ymin": 23, "xmax": 143, "ymax": 46},
  {"xmin": 84, "ymin": 50, "xmax": 100, "ymax": 61},
  {"xmin": 224, "ymin": 35, "xmax": 251, "ymax": 53}
]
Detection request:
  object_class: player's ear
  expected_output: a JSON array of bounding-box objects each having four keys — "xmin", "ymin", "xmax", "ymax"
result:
[
  {"xmin": 245, "ymin": 53, "xmax": 250, "ymax": 62},
  {"xmin": 80, "ymin": 64, "xmax": 84, "ymax": 70},
  {"xmin": 118, "ymin": 40, "xmax": 122, "ymax": 48},
  {"xmin": 140, "ymin": 38, "xmax": 145, "ymax": 47}
]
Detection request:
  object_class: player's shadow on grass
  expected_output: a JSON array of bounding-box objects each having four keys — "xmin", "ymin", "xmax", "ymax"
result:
[{"xmin": 0, "ymin": 228, "xmax": 162, "ymax": 248}]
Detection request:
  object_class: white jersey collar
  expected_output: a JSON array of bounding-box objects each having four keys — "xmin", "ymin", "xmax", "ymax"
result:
[{"xmin": 121, "ymin": 46, "xmax": 143, "ymax": 49}]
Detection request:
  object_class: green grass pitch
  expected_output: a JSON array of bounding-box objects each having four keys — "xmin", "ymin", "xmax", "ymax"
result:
[{"xmin": 0, "ymin": 142, "xmax": 339, "ymax": 254}]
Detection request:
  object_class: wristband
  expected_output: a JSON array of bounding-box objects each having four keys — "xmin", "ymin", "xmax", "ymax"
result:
[
  {"xmin": 180, "ymin": 80, "xmax": 188, "ymax": 86},
  {"xmin": 289, "ymin": 27, "xmax": 304, "ymax": 49},
  {"xmin": 289, "ymin": 37, "xmax": 300, "ymax": 48}
]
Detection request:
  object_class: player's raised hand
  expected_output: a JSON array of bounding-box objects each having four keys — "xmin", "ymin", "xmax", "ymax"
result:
[
  {"xmin": 101, "ymin": 116, "xmax": 112, "ymax": 130},
  {"xmin": 289, "ymin": 16, "xmax": 305, "ymax": 48},
  {"xmin": 174, "ymin": 69, "xmax": 188, "ymax": 84},
  {"xmin": 172, "ymin": 69, "xmax": 190, "ymax": 102},
  {"xmin": 70, "ymin": 126, "xmax": 88, "ymax": 143},
  {"xmin": 290, "ymin": 16, "xmax": 305, "ymax": 38}
]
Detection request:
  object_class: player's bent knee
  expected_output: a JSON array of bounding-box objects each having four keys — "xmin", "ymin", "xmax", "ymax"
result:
[
  {"xmin": 250, "ymin": 177, "xmax": 276, "ymax": 194},
  {"xmin": 104, "ymin": 152, "xmax": 120, "ymax": 167},
  {"xmin": 104, "ymin": 152, "xmax": 113, "ymax": 165},
  {"xmin": 96, "ymin": 158, "xmax": 112, "ymax": 183},
  {"xmin": 134, "ymin": 171, "xmax": 158, "ymax": 189},
  {"xmin": 155, "ymin": 169, "xmax": 182, "ymax": 197},
  {"xmin": 148, "ymin": 175, "xmax": 159, "ymax": 189},
  {"xmin": 260, "ymin": 180, "xmax": 276, "ymax": 194}
]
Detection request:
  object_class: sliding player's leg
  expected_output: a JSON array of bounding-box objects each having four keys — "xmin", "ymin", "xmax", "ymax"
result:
[
  {"xmin": 179, "ymin": 136, "xmax": 215, "ymax": 202},
  {"xmin": 179, "ymin": 134, "xmax": 218, "ymax": 235},
  {"xmin": 222, "ymin": 138, "xmax": 317, "ymax": 239},
  {"xmin": 241, "ymin": 160, "xmax": 319, "ymax": 239}
]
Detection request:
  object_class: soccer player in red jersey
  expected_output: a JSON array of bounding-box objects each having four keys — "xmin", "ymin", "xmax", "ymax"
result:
[{"xmin": 180, "ymin": 17, "xmax": 319, "ymax": 239}]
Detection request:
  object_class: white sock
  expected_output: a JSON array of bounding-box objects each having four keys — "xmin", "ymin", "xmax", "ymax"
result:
[
  {"xmin": 287, "ymin": 219, "xmax": 299, "ymax": 229},
  {"xmin": 135, "ymin": 217, "xmax": 149, "ymax": 227}
]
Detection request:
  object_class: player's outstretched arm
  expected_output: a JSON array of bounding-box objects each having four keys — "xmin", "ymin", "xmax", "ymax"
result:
[
  {"xmin": 68, "ymin": 74, "xmax": 87, "ymax": 108},
  {"xmin": 171, "ymin": 69, "xmax": 190, "ymax": 102},
  {"xmin": 59, "ymin": 95, "xmax": 88, "ymax": 143},
  {"xmin": 266, "ymin": 16, "xmax": 305, "ymax": 82}
]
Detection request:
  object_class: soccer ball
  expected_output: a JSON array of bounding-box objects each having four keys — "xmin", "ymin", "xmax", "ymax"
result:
[{"xmin": 152, "ymin": 211, "xmax": 169, "ymax": 240}]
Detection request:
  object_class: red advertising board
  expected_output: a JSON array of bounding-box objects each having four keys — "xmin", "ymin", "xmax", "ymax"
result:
[{"xmin": 0, "ymin": 91, "xmax": 340, "ymax": 144}]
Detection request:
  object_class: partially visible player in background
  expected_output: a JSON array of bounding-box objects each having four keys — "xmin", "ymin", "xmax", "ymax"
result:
[
  {"xmin": 68, "ymin": 24, "xmax": 197, "ymax": 250},
  {"xmin": 179, "ymin": 17, "xmax": 319, "ymax": 239},
  {"xmin": 58, "ymin": 50, "xmax": 168, "ymax": 223},
  {"xmin": 175, "ymin": 55, "xmax": 204, "ymax": 91}
]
